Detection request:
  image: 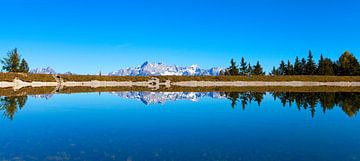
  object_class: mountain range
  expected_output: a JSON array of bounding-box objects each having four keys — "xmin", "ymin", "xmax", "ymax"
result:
[
  {"xmin": 29, "ymin": 62, "xmax": 225, "ymax": 76},
  {"xmin": 32, "ymin": 92, "xmax": 225, "ymax": 105},
  {"xmin": 30, "ymin": 67, "xmax": 57, "ymax": 74},
  {"xmin": 109, "ymin": 61, "xmax": 224, "ymax": 76},
  {"xmin": 111, "ymin": 92, "xmax": 225, "ymax": 105}
]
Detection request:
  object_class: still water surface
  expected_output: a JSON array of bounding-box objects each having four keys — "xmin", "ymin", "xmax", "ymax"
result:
[{"xmin": 1, "ymin": 92, "xmax": 360, "ymax": 161}]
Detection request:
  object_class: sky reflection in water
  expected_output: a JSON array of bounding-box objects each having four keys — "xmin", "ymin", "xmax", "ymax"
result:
[{"xmin": 0, "ymin": 92, "xmax": 360, "ymax": 161}]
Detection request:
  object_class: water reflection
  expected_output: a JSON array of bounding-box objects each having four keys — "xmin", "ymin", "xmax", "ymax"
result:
[
  {"xmin": 1, "ymin": 92, "xmax": 359, "ymax": 120},
  {"xmin": 0, "ymin": 96, "xmax": 28, "ymax": 120},
  {"xmin": 271, "ymin": 92, "xmax": 360, "ymax": 118},
  {"xmin": 222, "ymin": 91, "xmax": 265, "ymax": 109},
  {"xmin": 222, "ymin": 92, "xmax": 360, "ymax": 118},
  {"xmin": 111, "ymin": 92, "xmax": 225, "ymax": 105}
]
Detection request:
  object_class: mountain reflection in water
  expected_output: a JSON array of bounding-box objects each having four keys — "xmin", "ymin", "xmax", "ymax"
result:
[
  {"xmin": 1, "ymin": 92, "xmax": 359, "ymax": 120},
  {"xmin": 110, "ymin": 92, "xmax": 225, "ymax": 105}
]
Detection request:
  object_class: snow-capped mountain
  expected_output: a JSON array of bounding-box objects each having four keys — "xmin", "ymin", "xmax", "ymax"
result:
[
  {"xmin": 109, "ymin": 61, "xmax": 224, "ymax": 76},
  {"xmin": 30, "ymin": 67, "xmax": 56, "ymax": 74},
  {"xmin": 111, "ymin": 92, "xmax": 225, "ymax": 105}
]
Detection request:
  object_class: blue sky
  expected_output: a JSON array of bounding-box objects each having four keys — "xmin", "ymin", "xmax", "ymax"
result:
[{"xmin": 0, "ymin": 0, "xmax": 359, "ymax": 74}]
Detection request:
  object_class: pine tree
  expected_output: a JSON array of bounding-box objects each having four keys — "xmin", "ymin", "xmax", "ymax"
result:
[
  {"xmin": 300, "ymin": 58, "xmax": 307, "ymax": 75},
  {"xmin": 219, "ymin": 70, "xmax": 225, "ymax": 76},
  {"xmin": 278, "ymin": 60, "xmax": 286, "ymax": 75},
  {"xmin": 317, "ymin": 54, "xmax": 335, "ymax": 75},
  {"xmin": 270, "ymin": 66, "xmax": 277, "ymax": 75},
  {"xmin": 286, "ymin": 60, "xmax": 294, "ymax": 75},
  {"xmin": 239, "ymin": 57, "xmax": 248, "ymax": 75},
  {"xmin": 227, "ymin": 58, "xmax": 239, "ymax": 76},
  {"xmin": 305, "ymin": 50, "xmax": 317, "ymax": 75},
  {"xmin": 19, "ymin": 59, "xmax": 29, "ymax": 73},
  {"xmin": 333, "ymin": 62, "xmax": 339, "ymax": 76},
  {"xmin": 294, "ymin": 56, "xmax": 302, "ymax": 75},
  {"xmin": 322, "ymin": 58, "xmax": 335, "ymax": 75},
  {"xmin": 317, "ymin": 54, "xmax": 325, "ymax": 75},
  {"xmin": 252, "ymin": 61, "xmax": 265, "ymax": 75},
  {"xmin": 1, "ymin": 48, "xmax": 20, "ymax": 72},
  {"xmin": 247, "ymin": 63, "xmax": 252, "ymax": 75}
]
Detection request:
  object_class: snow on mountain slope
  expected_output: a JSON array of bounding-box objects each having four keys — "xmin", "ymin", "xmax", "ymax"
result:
[
  {"xmin": 30, "ymin": 67, "xmax": 57, "ymax": 74},
  {"xmin": 109, "ymin": 62, "xmax": 224, "ymax": 76},
  {"xmin": 111, "ymin": 92, "xmax": 225, "ymax": 105}
]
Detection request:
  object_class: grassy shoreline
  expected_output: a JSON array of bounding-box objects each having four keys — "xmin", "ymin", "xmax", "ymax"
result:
[
  {"xmin": 1, "ymin": 86, "xmax": 360, "ymax": 97},
  {"xmin": 1, "ymin": 73, "xmax": 360, "ymax": 82}
]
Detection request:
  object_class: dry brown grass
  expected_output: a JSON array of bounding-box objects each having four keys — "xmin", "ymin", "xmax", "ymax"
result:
[
  {"xmin": 59, "ymin": 75, "xmax": 150, "ymax": 82},
  {"xmin": 0, "ymin": 73, "xmax": 55, "ymax": 82},
  {"xmin": 61, "ymin": 75, "xmax": 360, "ymax": 82},
  {"xmin": 157, "ymin": 75, "xmax": 360, "ymax": 82},
  {"xmin": 0, "ymin": 86, "xmax": 359, "ymax": 97},
  {"xmin": 1, "ymin": 73, "xmax": 360, "ymax": 82}
]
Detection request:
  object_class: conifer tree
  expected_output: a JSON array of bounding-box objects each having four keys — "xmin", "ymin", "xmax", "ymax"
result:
[
  {"xmin": 227, "ymin": 58, "xmax": 239, "ymax": 76},
  {"xmin": 333, "ymin": 62, "xmax": 339, "ymax": 75},
  {"xmin": 322, "ymin": 58, "xmax": 335, "ymax": 75},
  {"xmin": 271, "ymin": 66, "xmax": 278, "ymax": 75},
  {"xmin": 252, "ymin": 61, "xmax": 265, "ymax": 75},
  {"xmin": 278, "ymin": 60, "xmax": 286, "ymax": 75},
  {"xmin": 239, "ymin": 57, "xmax": 248, "ymax": 75},
  {"xmin": 1, "ymin": 48, "xmax": 21, "ymax": 72},
  {"xmin": 300, "ymin": 58, "xmax": 307, "ymax": 75},
  {"xmin": 317, "ymin": 54, "xmax": 335, "ymax": 75},
  {"xmin": 294, "ymin": 56, "xmax": 302, "ymax": 75},
  {"xmin": 286, "ymin": 60, "xmax": 294, "ymax": 75},
  {"xmin": 247, "ymin": 63, "xmax": 252, "ymax": 75},
  {"xmin": 1, "ymin": 48, "xmax": 30, "ymax": 73},
  {"xmin": 219, "ymin": 70, "xmax": 225, "ymax": 76},
  {"xmin": 305, "ymin": 50, "xmax": 317, "ymax": 75},
  {"xmin": 317, "ymin": 54, "xmax": 325, "ymax": 75},
  {"xmin": 19, "ymin": 59, "xmax": 29, "ymax": 73}
]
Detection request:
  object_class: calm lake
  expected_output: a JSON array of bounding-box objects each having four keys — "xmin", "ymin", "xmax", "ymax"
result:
[{"xmin": 1, "ymin": 91, "xmax": 360, "ymax": 161}]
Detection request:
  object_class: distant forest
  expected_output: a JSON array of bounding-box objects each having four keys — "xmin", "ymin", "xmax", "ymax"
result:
[{"xmin": 222, "ymin": 50, "xmax": 360, "ymax": 76}]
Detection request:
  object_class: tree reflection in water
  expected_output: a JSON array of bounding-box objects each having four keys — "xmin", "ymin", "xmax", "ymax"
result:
[
  {"xmin": 222, "ymin": 92, "xmax": 265, "ymax": 109},
  {"xmin": 222, "ymin": 92, "xmax": 360, "ymax": 118},
  {"xmin": 0, "ymin": 96, "xmax": 28, "ymax": 120},
  {"xmin": 0, "ymin": 92, "xmax": 359, "ymax": 120}
]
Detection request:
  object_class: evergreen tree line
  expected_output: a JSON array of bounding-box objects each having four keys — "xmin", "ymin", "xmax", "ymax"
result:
[
  {"xmin": 223, "ymin": 50, "xmax": 360, "ymax": 76},
  {"xmin": 221, "ymin": 57, "xmax": 265, "ymax": 76},
  {"xmin": 271, "ymin": 50, "xmax": 360, "ymax": 76},
  {"xmin": 1, "ymin": 48, "xmax": 29, "ymax": 73}
]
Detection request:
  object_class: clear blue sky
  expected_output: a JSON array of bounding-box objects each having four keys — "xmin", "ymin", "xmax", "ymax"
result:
[{"xmin": 0, "ymin": 0, "xmax": 359, "ymax": 74}]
